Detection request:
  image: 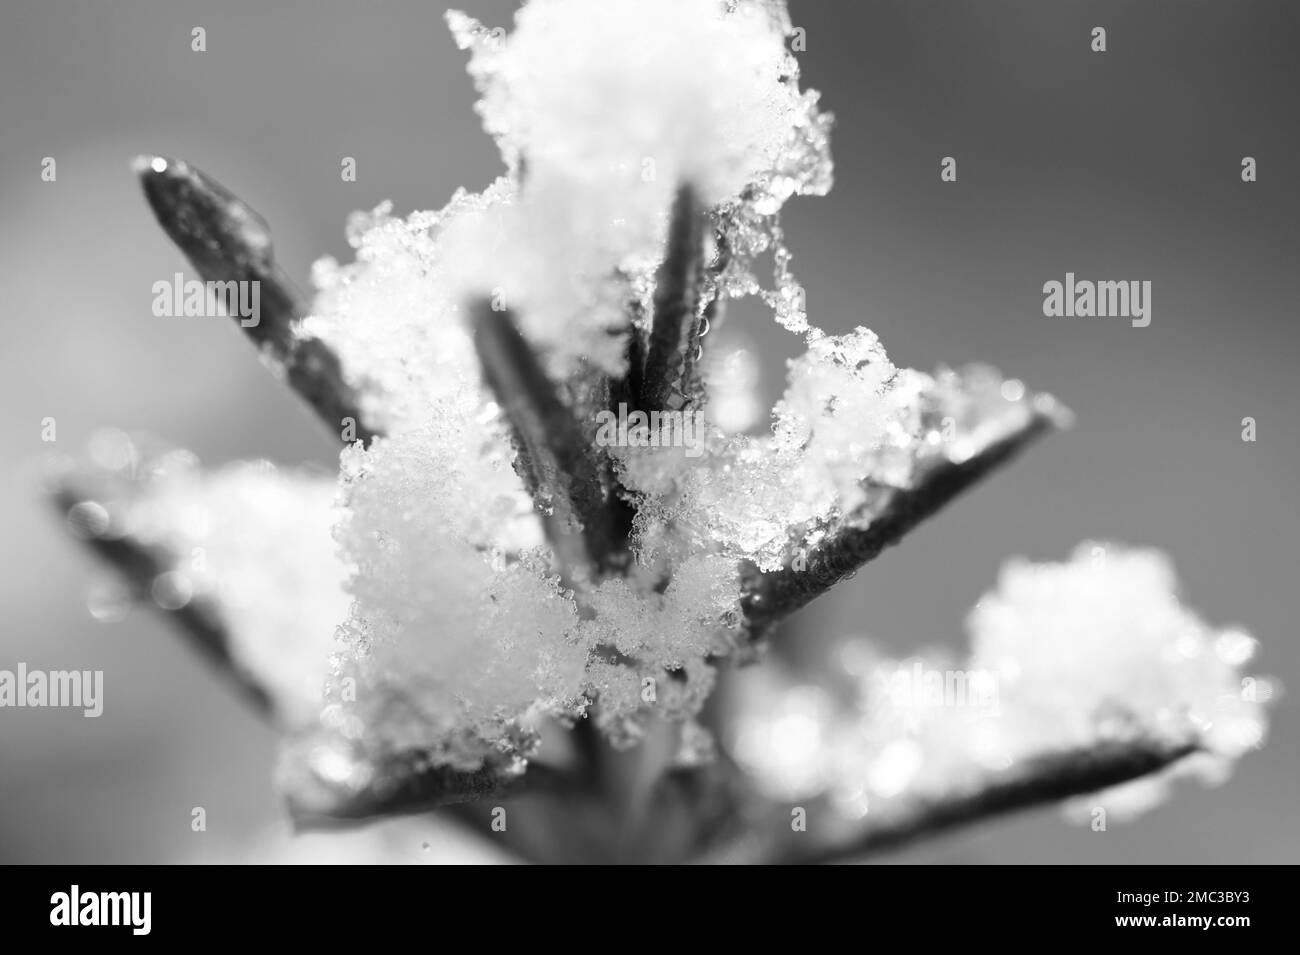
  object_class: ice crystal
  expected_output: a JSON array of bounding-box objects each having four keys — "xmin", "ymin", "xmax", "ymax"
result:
[
  {"xmin": 439, "ymin": 0, "xmax": 833, "ymax": 374},
  {"xmin": 316, "ymin": 416, "xmax": 746, "ymax": 760},
  {"xmin": 450, "ymin": 0, "xmax": 821, "ymax": 209},
  {"xmin": 623, "ymin": 329, "xmax": 1064, "ymax": 573},
  {"xmin": 301, "ymin": 181, "xmax": 516, "ymax": 433},
  {"xmin": 578, "ymin": 554, "xmax": 740, "ymax": 741},
  {"xmin": 322, "ymin": 424, "xmax": 587, "ymax": 768},
  {"xmin": 310, "ymin": 1, "xmax": 833, "ymax": 387}
]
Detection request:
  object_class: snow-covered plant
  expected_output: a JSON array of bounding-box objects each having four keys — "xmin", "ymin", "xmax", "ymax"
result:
[{"xmin": 50, "ymin": 0, "xmax": 1269, "ymax": 863}]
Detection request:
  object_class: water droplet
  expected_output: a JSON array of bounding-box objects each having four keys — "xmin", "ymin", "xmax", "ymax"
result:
[
  {"xmin": 66, "ymin": 501, "xmax": 110, "ymax": 539},
  {"xmin": 1214, "ymin": 629, "xmax": 1257, "ymax": 665},
  {"xmin": 87, "ymin": 579, "xmax": 131, "ymax": 623},
  {"xmin": 309, "ymin": 742, "xmax": 367, "ymax": 787},
  {"xmin": 151, "ymin": 571, "xmax": 194, "ymax": 610},
  {"xmin": 999, "ymin": 379, "xmax": 1026, "ymax": 402}
]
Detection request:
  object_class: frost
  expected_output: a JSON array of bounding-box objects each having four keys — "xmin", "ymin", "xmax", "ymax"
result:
[
  {"xmin": 437, "ymin": 172, "xmax": 650, "ymax": 377},
  {"xmin": 451, "ymin": 0, "xmax": 823, "ymax": 209},
  {"xmin": 728, "ymin": 544, "xmax": 1270, "ymax": 822},
  {"xmin": 441, "ymin": 0, "xmax": 833, "ymax": 372},
  {"xmin": 968, "ymin": 543, "xmax": 1268, "ymax": 762},
  {"xmin": 319, "ymin": 423, "xmax": 744, "ymax": 764},
  {"xmin": 292, "ymin": 0, "xmax": 844, "ymax": 770},
  {"xmin": 310, "ymin": 0, "xmax": 833, "ymax": 388},
  {"xmin": 578, "ymin": 554, "xmax": 740, "ymax": 742},
  {"xmin": 322, "ymin": 424, "xmax": 586, "ymax": 768},
  {"xmin": 163, "ymin": 469, "xmax": 347, "ymax": 724},
  {"xmin": 622, "ymin": 328, "xmax": 1064, "ymax": 572},
  {"xmin": 301, "ymin": 180, "xmax": 516, "ymax": 434}
]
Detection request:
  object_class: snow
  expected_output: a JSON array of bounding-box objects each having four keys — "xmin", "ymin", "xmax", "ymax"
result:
[
  {"xmin": 728, "ymin": 544, "xmax": 1270, "ymax": 822},
  {"xmin": 70, "ymin": 443, "xmax": 348, "ymax": 726},
  {"xmin": 71, "ymin": 0, "xmax": 1268, "ymax": 820}
]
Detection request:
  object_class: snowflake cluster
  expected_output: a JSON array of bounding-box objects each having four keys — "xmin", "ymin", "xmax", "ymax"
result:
[
  {"xmin": 729, "ymin": 544, "xmax": 1269, "ymax": 823},
  {"xmin": 297, "ymin": 0, "xmax": 839, "ymax": 760}
]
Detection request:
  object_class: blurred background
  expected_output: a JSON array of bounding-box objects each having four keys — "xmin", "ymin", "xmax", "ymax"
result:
[{"xmin": 0, "ymin": 0, "xmax": 1295, "ymax": 863}]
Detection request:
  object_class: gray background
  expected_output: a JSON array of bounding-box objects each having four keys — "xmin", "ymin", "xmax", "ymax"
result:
[{"xmin": 0, "ymin": 0, "xmax": 1295, "ymax": 863}]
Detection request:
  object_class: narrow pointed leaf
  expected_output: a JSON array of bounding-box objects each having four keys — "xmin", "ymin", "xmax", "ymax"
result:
[
  {"xmin": 741, "ymin": 393, "xmax": 1070, "ymax": 638},
  {"xmin": 472, "ymin": 300, "xmax": 624, "ymax": 581},
  {"xmin": 640, "ymin": 185, "xmax": 706, "ymax": 413},
  {"xmin": 135, "ymin": 154, "xmax": 376, "ymax": 443}
]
